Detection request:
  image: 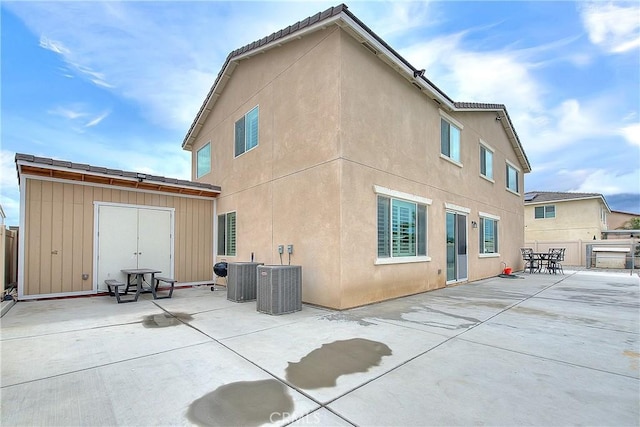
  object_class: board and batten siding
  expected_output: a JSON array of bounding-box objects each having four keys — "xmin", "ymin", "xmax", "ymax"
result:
[{"xmin": 23, "ymin": 178, "xmax": 213, "ymax": 296}]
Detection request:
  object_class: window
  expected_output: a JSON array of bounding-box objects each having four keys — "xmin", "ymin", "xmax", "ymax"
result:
[
  {"xmin": 217, "ymin": 212, "xmax": 236, "ymax": 256},
  {"xmin": 377, "ymin": 196, "xmax": 427, "ymax": 258},
  {"xmin": 480, "ymin": 144, "xmax": 493, "ymax": 180},
  {"xmin": 534, "ymin": 205, "xmax": 555, "ymax": 219},
  {"xmin": 441, "ymin": 117, "xmax": 461, "ymax": 163},
  {"xmin": 196, "ymin": 142, "xmax": 211, "ymax": 178},
  {"xmin": 479, "ymin": 217, "xmax": 498, "ymax": 254},
  {"xmin": 506, "ymin": 163, "xmax": 519, "ymax": 193},
  {"xmin": 235, "ymin": 106, "xmax": 259, "ymax": 157}
]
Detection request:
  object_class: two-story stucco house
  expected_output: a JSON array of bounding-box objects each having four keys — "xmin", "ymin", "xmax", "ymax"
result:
[
  {"xmin": 524, "ymin": 191, "xmax": 614, "ymax": 266},
  {"xmin": 183, "ymin": 4, "xmax": 531, "ymax": 309},
  {"xmin": 524, "ymin": 191, "xmax": 610, "ymax": 242}
]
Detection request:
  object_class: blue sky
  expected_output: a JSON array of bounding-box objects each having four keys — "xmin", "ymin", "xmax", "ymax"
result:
[{"xmin": 1, "ymin": 1, "xmax": 639, "ymax": 226}]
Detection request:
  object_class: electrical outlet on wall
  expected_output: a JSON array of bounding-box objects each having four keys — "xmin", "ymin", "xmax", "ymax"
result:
[
  {"xmin": 278, "ymin": 245, "xmax": 284, "ymax": 254},
  {"xmin": 287, "ymin": 244, "xmax": 294, "ymax": 254}
]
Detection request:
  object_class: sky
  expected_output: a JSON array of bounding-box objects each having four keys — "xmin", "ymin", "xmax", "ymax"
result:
[{"xmin": 1, "ymin": 0, "xmax": 639, "ymax": 227}]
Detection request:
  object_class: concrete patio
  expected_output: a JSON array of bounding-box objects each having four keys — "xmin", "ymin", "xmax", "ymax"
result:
[{"xmin": 1, "ymin": 269, "xmax": 639, "ymax": 426}]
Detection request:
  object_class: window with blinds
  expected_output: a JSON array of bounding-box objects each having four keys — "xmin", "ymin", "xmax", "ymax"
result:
[
  {"xmin": 235, "ymin": 106, "xmax": 259, "ymax": 157},
  {"xmin": 378, "ymin": 196, "xmax": 427, "ymax": 259},
  {"xmin": 217, "ymin": 212, "xmax": 236, "ymax": 256}
]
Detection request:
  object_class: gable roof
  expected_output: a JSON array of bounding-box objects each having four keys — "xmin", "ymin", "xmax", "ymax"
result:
[
  {"xmin": 182, "ymin": 3, "xmax": 531, "ymax": 173},
  {"xmin": 524, "ymin": 191, "xmax": 611, "ymax": 212},
  {"xmin": 15, "ymin": 153, "xmax": 221, "ymax": 198}
]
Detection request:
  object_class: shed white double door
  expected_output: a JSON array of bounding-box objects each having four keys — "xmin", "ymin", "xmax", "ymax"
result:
[{"xmin": 96, "ymin": 204, "xmax": 174, "ymax": 292}]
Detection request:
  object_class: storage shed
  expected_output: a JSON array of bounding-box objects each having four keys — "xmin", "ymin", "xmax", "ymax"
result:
[{"xmin": 15, "ymin": 153, "xmax": 220, "ymax": 300}]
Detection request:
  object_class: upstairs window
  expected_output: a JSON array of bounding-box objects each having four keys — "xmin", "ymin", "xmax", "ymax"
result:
[
  {"xmin": 479, "ymin": 217, "xmax": 499, "ymax": 254},
  {"xmin": 235, "ymin": 106, "xmax": 259, "ymax": 157},
  {"xmin": 217, "ymin": 212, "xmax": 236, "ymax": 256},
  {"xmin": 196, "ymin": 142, "xmax": 211, "ymax": 178},
  {"xmin": 480, "ymin": 143, "xmax": 493, "ymax": 180},
  {"xmin": 534, "ymin": 205, "xmax": 555, "ymax": 219},
  {"xmin": 440, "ymin": 117, "xmax": 461, "ymax": 163},
  {"xmin": 506, "ymin": 162, "xmax": 519, "ymax": 193}
]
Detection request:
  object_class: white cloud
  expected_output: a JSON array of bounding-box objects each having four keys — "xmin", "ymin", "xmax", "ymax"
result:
[
  {"xmin": 47, "ymin": 105, "xmax": 110, "ymax": 128},
  {"xmin": 620, "ymin": 122, "xmax": 640, "ymax": 146},
  {"xmin": 580, "ymin": 1, "xmax": 640, "ymax": 53},
  {"xmin": 564, "ymin": 168, "xmax": 640, "ymax": 195},
  {"xmin": 39, "ymin": 36, "xmax": 70, "ymax": 55},
  {"xmin": 356, "ymin": 1, "xmax": 435, "ymax": 39},
  {"xmin": 0, "ymin": 150, "xmax": 20, "ymax": 227},
  {"xmin": 85, "ymin": 111, "xmax": 110, "ymax": 128},
  {"xmin": 48, "ymin": 106, "xmax": 87, "ymax": 120},
  {"xmin": 7, "ymin": 1, "xmax": 336, "ymax": 132}
]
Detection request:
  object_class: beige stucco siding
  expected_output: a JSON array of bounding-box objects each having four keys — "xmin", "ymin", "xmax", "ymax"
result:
[
  {"xmin": 193, "ymin": 27, "xmax": 342, "ymax": 194},
  {"xmin": 525, "ymin": 198, "xmax": 606, "ymax": 242},
  {"xmin": 23, "ymin": 178, "xmax": 213, "ymax": 296},
  {"xmin": 192, "ymin": 26, "xmax": 526, "ymax": 309}
]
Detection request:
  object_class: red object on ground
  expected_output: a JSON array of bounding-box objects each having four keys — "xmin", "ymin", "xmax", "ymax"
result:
[{"xmin": 503, "ymin": 267, "xmax": 512, "ymax": 275}]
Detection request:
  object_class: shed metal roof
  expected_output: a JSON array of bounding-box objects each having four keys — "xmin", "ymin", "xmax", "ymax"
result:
[{"xmin": 15, "ymin": 153, "xmax": 221, "ymax": 198}]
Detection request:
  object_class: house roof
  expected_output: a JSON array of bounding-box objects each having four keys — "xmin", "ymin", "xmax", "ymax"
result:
[
  {"xmin": 181, "ymin": 3, "xmax": 531, "ymax": 174},
  {"xmin": 15, "ymin": 153, "xmax": 221, "ymax": 198},
  {"xmin": 524, "ymin": 191, "xmax": 611, "ymax": 212}
]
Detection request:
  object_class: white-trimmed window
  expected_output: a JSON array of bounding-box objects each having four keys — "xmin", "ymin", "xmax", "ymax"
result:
[
  {"xmin": 534, "ymin": 205, "xmax": 555, "ymax": 219},
  {"xmin": 480, "ymin": 142, "xmax": 493, "ymax": 180},
  {"xmin": 196, "ymin": 142, "xmax": 211, "ymax": 178},
  {"xmin": 506, "ymin": 162, "xmax": 520, "ymax": 193},
  {"xmin": 479, "ymin": 216, "xmax": 499, "ymax": 254},
  {"xmin": 217, "ymin": 212, "xmax": 236, "ymax": 256},
  {"xmin": 234, "ymin": 106, "xmax": 259, "ymax": 157},
  {"xmin": 375, "ymin": 186, "xmax": 430, "ymax": 262},
  {"xmin": 440, "ymin": 112, "xmax": 462, "ymax": 164}
]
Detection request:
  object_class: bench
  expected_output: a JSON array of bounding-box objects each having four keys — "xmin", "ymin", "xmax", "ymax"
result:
[
  {"xmin": 105, "ymin": 279, "xmax": 138, "ymax": 303},
  {"xmin": 153, "ymin": 276, "xmax": 177, "ymax": 299}
]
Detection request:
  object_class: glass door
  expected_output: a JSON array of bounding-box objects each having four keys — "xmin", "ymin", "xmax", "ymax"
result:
[{"xmin": 446, "ymin": 211, "xmax": 468, "ymax": 283}]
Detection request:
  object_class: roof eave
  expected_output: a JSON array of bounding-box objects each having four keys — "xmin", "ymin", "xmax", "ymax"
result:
[
  {"xmin": 454, "ymin": 105, "xmax": 531, "ymax": 174},
  {"xmin": 15, "ymin": 154, "xmax": 221, "ymax": 197},
  {"xmin": 525, "ymin": 195, "xmax": 611, "ymax": 212}
]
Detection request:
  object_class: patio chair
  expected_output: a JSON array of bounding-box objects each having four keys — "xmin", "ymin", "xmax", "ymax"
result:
[
  {"xmin": 547, "ymin": 248, "xmax": 565, "ymax": 274},
  {"xmin": 521, "ymin": 248, "xmax": 539, "ymax": 273}
]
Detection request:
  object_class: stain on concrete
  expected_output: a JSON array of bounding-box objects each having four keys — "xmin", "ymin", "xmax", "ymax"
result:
[
  {"xmin": 186, "ymin": 379, "xmax": 294, "ymax": 426},
  {"xmin": 141, "ymin": 312, "xmax": 193, "ymax": 328},
  {"xmin": 321, "ymin": 312, "xmax": 377, "ymax": 326},
  {"xmin": 623, "ymin": 350, "xmax": 639, "ymax": 372},
  {"xmin": 286, "ymin": 338, "xmax": 392, "ymax": 389}
]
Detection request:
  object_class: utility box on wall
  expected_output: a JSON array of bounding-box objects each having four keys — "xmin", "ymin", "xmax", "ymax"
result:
[
  {"xmin": 227, "ymin": 262, "xmax": 264, "ymax": 302},
  {"xmin": 256, "ymin": 265, "xmax": 302, "ymax": 315}
]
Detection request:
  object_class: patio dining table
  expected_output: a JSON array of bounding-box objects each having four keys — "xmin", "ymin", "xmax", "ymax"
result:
[
  {"xmin": 121, "ymin": 268, "xmax": 162, "ymax": 299},
  {"xmin": 531, "ymin": 252, "xmax": 551, "ymax": 273}
]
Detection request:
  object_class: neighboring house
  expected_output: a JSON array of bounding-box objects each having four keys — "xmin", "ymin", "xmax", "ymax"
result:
[
  {"xmin": 524, "ymin": 191, "xmax": 611, "ymax": 242},
  {"xmin": 183, "ymin": 4, "xmax": 531, "ymax": 309},
  {"xmin": 524, "ymin": 191, "xmax": 614, "ymax": 266},
  {"xmin": 608, "ymin": 210, "xmax": 640, "ymax": 235},
  {"xmin": 15, "ymin": 154, "xmax": 220, "ymax": 300}
]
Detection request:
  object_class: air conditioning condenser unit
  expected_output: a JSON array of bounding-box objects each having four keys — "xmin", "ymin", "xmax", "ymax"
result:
[
  {"xmin": 256, "ymin": 265, "xmax": 302, "ymax": 315},
  {"xmin": 227, "ymin": 262, "xmax": 263, "ymax": 302}
]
